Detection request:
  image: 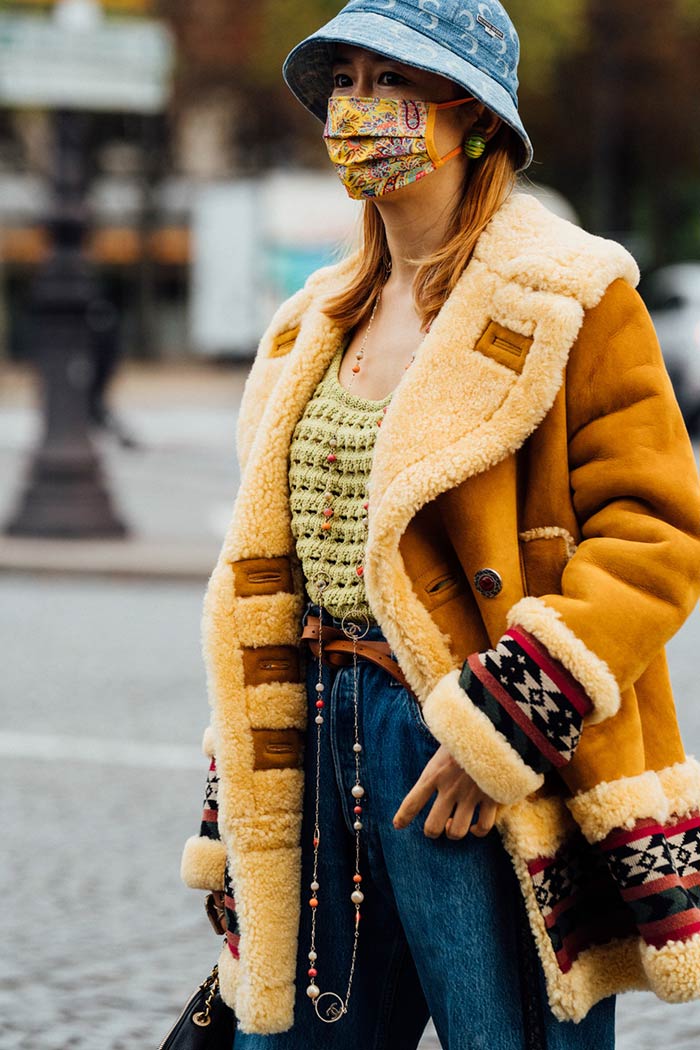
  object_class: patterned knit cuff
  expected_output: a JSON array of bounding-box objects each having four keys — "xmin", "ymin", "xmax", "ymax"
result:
[
  {"xmin": 598, "ymin": 814, "xmax": 700, "ymax": 950},
  {"xmin": 224, "ymin": 860, "xmax": 241, "ymax": 960},
  {"xmin": 181, "ymin": 755, "xmax": 226, "ymax": 890},
  {"xmin": 459, "ymin": 626, "xmax": 593, "ymax": 776},
  {"xmin": 199, "ymin": 756, "xmax": 221, "ymax": 840}
]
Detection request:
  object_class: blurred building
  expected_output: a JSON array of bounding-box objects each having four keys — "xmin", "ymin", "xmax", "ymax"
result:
[{"xmin": 0, "ymin": 0, "xmax": 354, "ymax": 363}]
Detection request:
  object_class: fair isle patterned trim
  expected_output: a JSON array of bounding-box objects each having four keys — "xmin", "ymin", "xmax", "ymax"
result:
[
  {"xmin": 527, "ymin": 810, "xmax": 700, "ymax": 979},
  {"xmin": 422, "ymin": 668, "xmax": 545, "ymax": 806},
  {"xmin": 200, "ymin": 756, "xmax": 220, "ymax": 840},
  {"xmin": 600, "ymin": 812, "xmax": 700, "ymax": 950},
  {"xmin": 527, "ymin": 830, "xmax": 636, "ymax": 974},
  {"xmin": 462, "ymin": 627, "xmax": 593, "ymax": 775},
  {"xmin": 224, "ymin": 859, "xmax": 241, "ymax": 960},
  {"xmin": 506, "ymin": 598, "xmax": 620, "ymax": 725}
]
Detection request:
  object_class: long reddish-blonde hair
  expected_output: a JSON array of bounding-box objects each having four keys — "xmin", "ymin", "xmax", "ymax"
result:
[{"xmin": 324, "ymin": 123, "xmax": 521, "ymax": 333}]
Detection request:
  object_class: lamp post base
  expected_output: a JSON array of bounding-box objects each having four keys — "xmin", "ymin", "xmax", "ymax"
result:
[{"xmin": 6, "ymin": 444, "xmax": 128, "ymax": 539}]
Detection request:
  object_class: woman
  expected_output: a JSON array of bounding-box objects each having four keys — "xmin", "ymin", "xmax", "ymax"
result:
[{"xmin": 180, "ymin": 2, "xmax": 700, "ymax": 1047}]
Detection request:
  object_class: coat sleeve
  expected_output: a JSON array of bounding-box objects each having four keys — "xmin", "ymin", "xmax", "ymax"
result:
[
  {"xmin": 423, "ymin": 279, "xmax": 700, "ymax": 805},
  {"xmin": 180, "ymin": 726, "xmax": 227, "ymax": 891}
]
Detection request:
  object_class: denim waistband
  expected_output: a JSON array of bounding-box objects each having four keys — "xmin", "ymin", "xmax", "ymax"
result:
[{"xmin": 302, "ymin": 601, "xmax": 388, "ymax": 644}]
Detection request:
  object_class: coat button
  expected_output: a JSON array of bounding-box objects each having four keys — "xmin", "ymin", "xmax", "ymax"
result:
[{"xmin": 474, "ymin": 569, "xmax": 503, "ymax": 598}]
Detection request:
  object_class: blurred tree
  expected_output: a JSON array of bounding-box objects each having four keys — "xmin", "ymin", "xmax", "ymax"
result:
[
  {"xmin": 252, "ymin": 0, "xmax": 340, "ymax": 88},
  {"xmin": 237, "ymin": 0, "xmax": 342, "ymax": 169},
  {"xmin": 519, "ymin": 0, "xmax": 700, "ymax": 265},
  {"xmin": 160, "ymin": 0, "xmax": 337, "ymax": 172},
  {"xmin": 507, "ymin": 0, "xmax": 586, "ymax": 95}
]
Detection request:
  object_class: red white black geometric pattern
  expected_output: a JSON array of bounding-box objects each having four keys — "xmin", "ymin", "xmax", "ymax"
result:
[
  {"xmin": 224, "ymin": 860, "xmax": 241, "ymax": 959},
  {"xmin": 199, "ymin": 756, "xmax": 220, "ymax": 840},
  {"xmin": 528, "ymin": 809, "xmax": 700, "ymax": 973},
  {"xmin": 195, "ymin": 757, "xmax": 240, "ymax": 958},
  {"xmin": 461, "ymin": 626, "xmax": 592, "ymax": 775},
  {"xmin": 599, "ymin": 813, "xmax": 700, "ymax": 949},
  {"xmin": 668, "ymin": 817, "xmax": 700, "ymax": 888},
  {"xmin": 604, "ymin": 822, "xmax": 677, "ymax": 888}
]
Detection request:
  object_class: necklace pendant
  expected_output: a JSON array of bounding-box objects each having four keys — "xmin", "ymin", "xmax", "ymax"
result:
[{"xmin": 314, "ymin": 991, "xmax": 347, "ymax": 1023}]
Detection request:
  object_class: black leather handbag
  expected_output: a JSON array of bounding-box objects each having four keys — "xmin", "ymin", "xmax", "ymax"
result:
[
  {"xmin": 158, "ymin": 892, "xmax": 236, "ymax": 1049},
  {"xmin": 158, "ymin": 962, "xmax": 236, "ymax": 1050}
]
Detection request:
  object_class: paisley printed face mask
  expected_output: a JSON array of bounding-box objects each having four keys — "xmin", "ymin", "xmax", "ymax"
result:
[{"xmin": 323, "ymin": 95, "xmax": 475, "ymax": 200}]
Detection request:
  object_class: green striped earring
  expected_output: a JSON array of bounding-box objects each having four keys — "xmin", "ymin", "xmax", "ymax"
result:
[{"xmin": 464, "ymin": 133, "xmax": 487, "ymax": 160}]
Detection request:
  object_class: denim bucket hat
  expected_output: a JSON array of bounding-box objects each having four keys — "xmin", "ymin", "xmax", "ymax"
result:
[{"xmin": 283, "ymin": 0, "xmax": 533, "ymax": 171}]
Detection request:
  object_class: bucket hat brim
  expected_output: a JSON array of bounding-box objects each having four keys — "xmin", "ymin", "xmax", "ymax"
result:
[{"xmin": 283, "ymin": 10, "xmax": 533, "ymax": 171}]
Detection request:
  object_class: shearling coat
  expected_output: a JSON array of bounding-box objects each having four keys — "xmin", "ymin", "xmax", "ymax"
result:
[{"xmin": 180, "ymin": 192, "xmax": 700, "ymax": 1035}]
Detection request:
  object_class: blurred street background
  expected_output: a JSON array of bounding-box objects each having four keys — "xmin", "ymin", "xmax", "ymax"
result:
[{"xmin": 1, "ymin": 1, "xmax": 699, "ymax": 1048}]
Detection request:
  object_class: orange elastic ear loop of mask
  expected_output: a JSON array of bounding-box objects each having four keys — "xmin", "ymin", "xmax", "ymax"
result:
[{"xmin": 425, "ymin": 95, "xmax": 477, "ymax": 168}]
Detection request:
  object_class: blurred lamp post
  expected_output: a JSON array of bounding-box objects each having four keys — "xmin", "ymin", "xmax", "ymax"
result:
[
  {"xmin": 7, "ymin": 106, "xmax": 128, "ymax": 538},
  {"xmin": 2, "ymin": 0, "xmax": 173, "ymax": 538}
]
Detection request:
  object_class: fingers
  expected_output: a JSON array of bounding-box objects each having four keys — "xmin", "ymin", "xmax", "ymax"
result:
[
  {"xmin": 469, "ymin": 798, "xmax": 498, "ymax": 837},
  {"xmin": 393, "ymin": 747, "xmax": 454, "ymax": 828},
  {"xmin": 445, "ymin": 795, "xmax": 478, "ymax": 840},
  {"xmin": 393, "ymin": 770, "xmax": 436, "ymax": 829},
  {"xmin": 423, "ymin": 788, "xmax": 460, "ymax": 839},
  {"xmin": 392, "ymin": 744, "xmax": 499, "ymax": 841}
]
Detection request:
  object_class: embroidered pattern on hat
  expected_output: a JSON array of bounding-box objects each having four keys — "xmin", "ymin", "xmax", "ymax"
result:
[
  {"xmin": 477, "ymin": 14, "xmax": 505, "ymax": 39},
  {"xmin": 459, "ymin": 627, "xmax": 593, "ymax": 775}
]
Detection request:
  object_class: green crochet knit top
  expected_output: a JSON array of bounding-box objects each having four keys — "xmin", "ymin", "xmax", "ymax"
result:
[{"xmin": 289, "ymin": 343, "xmax": 392, "ymax": 621}]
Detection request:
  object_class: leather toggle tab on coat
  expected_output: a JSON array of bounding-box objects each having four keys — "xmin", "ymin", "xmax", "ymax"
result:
[{"xmin": 180, "ymin": 192, "xmax": 700, "ymax": 1034}]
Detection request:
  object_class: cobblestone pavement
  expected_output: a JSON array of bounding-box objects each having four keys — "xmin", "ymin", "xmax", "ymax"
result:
[{"xmin": 1, "ymin": 574, "xmax": 698, "ymax": 1050}]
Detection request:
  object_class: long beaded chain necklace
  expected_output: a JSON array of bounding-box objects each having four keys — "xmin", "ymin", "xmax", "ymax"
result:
[{"xmin": 305, "ymin": 277, "xmax": 417, "ymax": 1023}]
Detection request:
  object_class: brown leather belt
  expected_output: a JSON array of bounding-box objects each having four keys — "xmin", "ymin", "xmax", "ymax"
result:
[{"xmin": 300, "ymin": 615, "xmax": 416, "ymax": 698}]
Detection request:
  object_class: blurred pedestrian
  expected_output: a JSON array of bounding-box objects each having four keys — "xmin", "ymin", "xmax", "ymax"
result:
[
  {"xmin": 178, "ymin": 2, "xmax": 700, "ymax": 1048},
  {"xmin": 87, "ymin": 296, "xmax": 140, "ymax": 449}
]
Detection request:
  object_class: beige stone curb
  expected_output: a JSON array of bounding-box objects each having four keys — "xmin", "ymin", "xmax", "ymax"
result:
[{"xmin": 0, "ymin": 537, "xmax": 219, "ymax": 581}]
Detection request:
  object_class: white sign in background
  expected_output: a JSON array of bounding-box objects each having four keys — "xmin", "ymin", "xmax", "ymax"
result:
[
  {"xmin": 189, "ymin": 181, "xmax": 263, "ymax": 359},
  {"xmin": 0, "ymin": 11, "xmax": 174, "ymax": 112},
  {"xmin": 190, "ymin": 174, "xmax": 360, "ymax": 358}
]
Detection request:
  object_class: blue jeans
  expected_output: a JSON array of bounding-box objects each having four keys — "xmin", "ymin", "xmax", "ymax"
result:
[{"xmin": 234, "ymin": 605, "xmax": 615, "ymax": 1050}]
